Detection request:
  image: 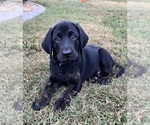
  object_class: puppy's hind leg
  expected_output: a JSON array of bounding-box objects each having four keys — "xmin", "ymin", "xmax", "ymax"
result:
[{"xmin": 98, "ymin": 48, "xmax": 114, "ymax": 84}]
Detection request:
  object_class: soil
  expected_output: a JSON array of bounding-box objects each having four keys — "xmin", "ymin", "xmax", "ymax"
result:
[
  {"xmin": 23, "ymin": 1, "xmax": 38, "ymax": 13},
  {"xmin": 0, "ymin": 1, "xmax": 20, "ymax": 13},
  {"xmin": 0, "ymin": 1, "xmax": 38, "ymax": 14}
]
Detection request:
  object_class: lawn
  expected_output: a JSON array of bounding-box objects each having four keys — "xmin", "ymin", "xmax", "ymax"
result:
[
  {"xmin": 23, "ymin": 0, "xmax": 150, "ymax": 125},
  {"xmin": 0, "ymin": 17, "xmax": 23, "ymax": 124},
  {"xmin": 1, "ymin": 0, "xmax": 150, "ymax": 125}
]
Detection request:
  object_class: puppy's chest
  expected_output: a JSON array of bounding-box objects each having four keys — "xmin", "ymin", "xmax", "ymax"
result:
[{"xmin": 51, "ymin": 63, "xmax": 80, "ymax": 83}]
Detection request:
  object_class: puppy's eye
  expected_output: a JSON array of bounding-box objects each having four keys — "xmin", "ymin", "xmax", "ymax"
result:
[
  {"xmin": 55, "ymin": 36, "xmax": 61, "ymax": 43},
  {"xmin": 71, "ymin": 34, "xmax": 77, "ymax": 40}
]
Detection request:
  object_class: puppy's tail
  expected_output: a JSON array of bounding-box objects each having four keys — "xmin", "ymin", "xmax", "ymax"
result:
[{"xmin": 114, "ymin": 62, "xmax": 125, "ymax": 78}]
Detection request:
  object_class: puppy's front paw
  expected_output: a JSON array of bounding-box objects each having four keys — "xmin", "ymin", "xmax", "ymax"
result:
[
  {"xmin": 31, "ymin": 98, "xmax": 49, "ymax": 111},
  {"xmin": 54, "ymin": 98, "xmax": 68, "ymax": 111}
]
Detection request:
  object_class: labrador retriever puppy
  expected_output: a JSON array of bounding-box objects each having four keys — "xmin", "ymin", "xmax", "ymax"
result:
[{"xmin": 32, "ymin": 21, "xmax": 125, "ymax": 111}]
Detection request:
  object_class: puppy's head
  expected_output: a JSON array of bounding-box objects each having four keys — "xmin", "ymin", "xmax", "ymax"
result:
[{"xmin": 42, "ymin": 21, "xmax": 88, "ymax": 62}]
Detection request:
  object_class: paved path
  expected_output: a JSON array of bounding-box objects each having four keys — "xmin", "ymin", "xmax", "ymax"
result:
[
  {"xmin": 23, "ymin": 3, "xmax": 45, "ymax": 22},
  {"xmin": 0, "ymin": 4, "xmax": 22, "ymax": 22}
]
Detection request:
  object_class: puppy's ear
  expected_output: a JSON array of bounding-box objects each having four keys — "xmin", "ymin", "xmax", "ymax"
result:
[
  {"xmin": 76, "ymin": 24, "xmax": 88, "ymax": 53},
  {"xmin": 42, "ymin": 28, "xmax": 53, "ymax": 58}
]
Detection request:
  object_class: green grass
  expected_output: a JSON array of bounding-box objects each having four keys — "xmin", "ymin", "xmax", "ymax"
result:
[{"xmin": 103, "ymin": 8, "xmax": 127, "ymax": 40}]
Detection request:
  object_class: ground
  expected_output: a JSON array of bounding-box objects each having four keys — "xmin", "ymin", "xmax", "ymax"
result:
[
  {"xmin": 0, "ymin": 0, "xmax": 150, "ymax": 125},
  {"xmin": 0, "ymin": 0, "xmax": 37, "ymax": 14}
]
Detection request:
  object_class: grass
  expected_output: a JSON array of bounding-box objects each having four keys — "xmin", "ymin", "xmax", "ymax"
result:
[
  {"xmin": 103, "ymin": 8, "xmax": 127, "ymax": 40},
  {"xmin": 0, "ymin": 17, "xmax": 23, "ymax": 125},
  {"xmin": 1, "ymin": 0, "xmax": 150, "ymax": 125},
  {"xmin": 127, "ymin": 1, "xmax": 150, "ymax": 124},
  {"xmin": 107, "ymin": 0, "xmax": 127, "ymax": 2}
]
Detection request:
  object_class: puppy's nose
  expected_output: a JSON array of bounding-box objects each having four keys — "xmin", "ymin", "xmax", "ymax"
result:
[{"xmin": 62, "ymin": 49, "xmax": 72, "ymax": 58}]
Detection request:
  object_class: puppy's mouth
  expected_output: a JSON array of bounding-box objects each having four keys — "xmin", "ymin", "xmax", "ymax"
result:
[
  {"xmin": 59, "ymin": 56, "xmax": 78, "ymax": 62},
  {"xmin": 57, "ymin": 54, "xmax": 78, "ymax": 62}
]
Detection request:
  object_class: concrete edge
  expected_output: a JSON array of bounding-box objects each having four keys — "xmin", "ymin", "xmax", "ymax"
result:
[
  {"xmin": 23, "ymin": 3, "xmax": 45, "ymax": 22},
  {"xmin": 0, "ymin": 4, "xmax": 22, "ymax": 22}
]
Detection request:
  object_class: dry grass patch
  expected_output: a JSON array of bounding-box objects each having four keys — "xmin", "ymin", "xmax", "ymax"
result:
[{"xmin": 0, "ymin": 18, "xmax": 23, "ymax": 125}]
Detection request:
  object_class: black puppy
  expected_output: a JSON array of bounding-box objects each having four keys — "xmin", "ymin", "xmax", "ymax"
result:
[{"xmin": 32, "ymin": 21, "xmax": 125, "ymax": 111}]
